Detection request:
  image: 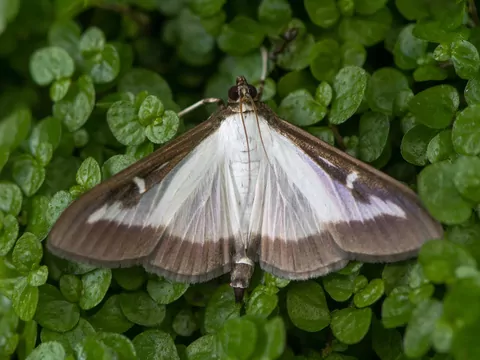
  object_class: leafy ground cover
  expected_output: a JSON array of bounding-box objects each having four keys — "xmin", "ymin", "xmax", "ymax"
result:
[{"xmin": 1, "ymin": 0, "xmax": 480, "ymax": 359}]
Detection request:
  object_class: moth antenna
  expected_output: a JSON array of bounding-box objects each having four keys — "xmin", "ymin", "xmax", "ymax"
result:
[
  {"xmin": 177, "ymin": 97, "xmax": 224, "ymax": 118},
  {"xmin": 239, "ymin": 100, "xmax": 251, "ymax": 177},
  {"xmin": 249, "ymin": 97, "xmax": 270, "ymax": 165}
]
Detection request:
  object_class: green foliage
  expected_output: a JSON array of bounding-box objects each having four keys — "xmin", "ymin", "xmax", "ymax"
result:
[{"xmin": 1, "ymin": 0, "xmax": 480, "ymax": 359}]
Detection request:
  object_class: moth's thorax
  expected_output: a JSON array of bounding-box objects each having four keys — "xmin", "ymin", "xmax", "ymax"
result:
[{"xmin": 219, "ymin": 112, "xmax": 271, "ymax": 242}]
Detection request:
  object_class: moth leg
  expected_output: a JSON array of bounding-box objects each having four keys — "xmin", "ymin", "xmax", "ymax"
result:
[
  {"xmin": 256, "ymin": 46, "xmax": 269, "ymax": 100},
  {"xmin": 177, "ymin": 97, "xmax": 225, "ymax": 118}
]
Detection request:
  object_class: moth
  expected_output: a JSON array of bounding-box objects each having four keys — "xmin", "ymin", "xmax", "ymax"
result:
[{"xmin": 48, "ymin": 50, "xmax": 443, "ymax": 302}]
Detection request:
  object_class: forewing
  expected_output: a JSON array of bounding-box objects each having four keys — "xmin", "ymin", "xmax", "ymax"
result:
[
  {"xmin": 255, "ymin": 116, "xmax": 443, "ymax": 279},
  {"xmin": 48, "ymin": 118, "xmax": 233, "ymax": 283}
]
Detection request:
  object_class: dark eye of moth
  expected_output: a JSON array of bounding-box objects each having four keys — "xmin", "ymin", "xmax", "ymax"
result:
[
  {"xmin": 248, "ymin": 85, "xmax": 257, "ymax": 98},
  {"xmin": 228, "ymin": 86, "xmax": 240, "ymax": 101}
]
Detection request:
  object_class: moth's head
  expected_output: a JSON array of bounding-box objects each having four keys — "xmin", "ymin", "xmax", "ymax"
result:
[{"xmin": 228, "ymin": 76, "xmax": 258, "ymax": 104}]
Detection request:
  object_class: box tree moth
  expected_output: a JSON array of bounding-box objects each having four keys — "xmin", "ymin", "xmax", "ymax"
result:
[{"xmin": 48, "ymin": 48, "xmax": 443, "ymax": 302}]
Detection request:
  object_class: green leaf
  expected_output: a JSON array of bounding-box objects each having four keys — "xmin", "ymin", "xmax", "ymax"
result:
[
  {"xmin": 452, "ymin": 104, "xmax": 480, "ymax": 156},
  {"xmin": 354, "ymin": 0, "xmax": 387, "ymax": 15},
  {"xmin": 59, "ymin": 274, "xmax": 82, "ymax": 303},
  {"xmin": 25, "ymin": 341, "xmax": 65, "ymax": 360},
  {"xmin": 79, "ymin": 27, "xmax": 105, "ymax": 54},
  {"xmin": 0, "ymin": 0, "xmax": 19, "ymax": 35},
  {"xmin": 339, "ymin": 8, "xmax": 392, "ymax": 46},
  {"xmin": 341, "ymin": 41, "xmax": 367, "ymax": 67},
  {"xmin": 0, "ymin": 146, "xmax": 9, "ymax": 173},
  {"xmin": 46, "ymin": 190, "xmax": 73, "ymax": 226},
  {"xmin": 419, "ymin": 240, "xmax": 476, "ymax": 284},
  {"xmin": 413, "ymin": 65, "xmax": 448, "ymax": 82},
  {"xmin": 84, "ymin": 44, "xmax": 121, "ymax": 84},
  {"xmin": 394, "ymin": 24, "xmax": 428, "ymax": 70},
  {"xmin": 219, "ymin": 317, "xmax": 258, "ymax": 360},
  {"xmin": 331, "ymin": 307, "xmax": 372, "ymax": 344},
  {"xmin": 172, "ymin": 308, "xmax": 198, "ymax": 337},
  {"xmin": 88, "ymin": 295, "xmax": 133, "ymax": 333},
  {"xmin": 119, "ymin": 291, "xmax": 165, "ymax": 327},
  {"xmin": 382, "ymin": 288, "xmax": 414, "ymax": 328},
  {"xmin": 0, "ymin": 214, "xmax": 19, "ymax": 256},
  {"xmin": 418, "ymin": 162, "xmax": 472, "ymax": 224},
  {"xmin": 444, "ymin": 277, "xmax": 480, "ymax": 330},
  {"xmin": 79, "ymin": 268, "xmax": 112, "ymax": 310},
  {"xmin": 50, "ymin": 78, "xmax": 71, "ymax": 102},
  {"xmin": 315, "ymin": 81, "xmax": 333, "ymax": 107},
  {"xmin": 189, "ymin": 0, "xmax": 226, "ymax": 18},
  {"xmin": 53, "ymin": 75, "xmax": 95, "ymax": 132},
  {"xmin": 447, "ymin": 223, "xmax": 480, "ymax": 264},
  {"xmin": 465, "ymin": 74, "xmax": 480, "ymax": 106},
  {"xmin": 451, "ymin": 319, "xmax": 480, "ymax": 360},
  {"xmin": 278, "ymin": 89, "xmax": 327, "ymax": 126},
  {"xmin": 12, "ymin": 232, "xmax": 42, "ymax": 274},
  {"xmin": 260, "ymin": 316, "xmax": 286, "ymax": 360},
  {"xmin": 306, "ymin": 127, "xmax": 335, "ymax": 146},
  {"xmin": 98, "ymin": 332, "xmax": 137, "ymax": 360},
  {"xmin": 133, "ymin": 330, "xmax": 179, "ymax": 360},
  {"xmin": 257, "ymin": 0, "xmax": 292, "ymax": 35},
  {"xmin": 119, "ymin": 69, "xmax": 173, "ymax": 106},
  {"xmin": 217, "ymin": 16, "xmax": 265, "ymax": 56},
  {"xmin": 353, "ymin": 279, "xmax": 384, "ymax": 307},
  {"xmin": 408, "ymin": 85, "xmax": 459, "ymax": 129},
  {"xmin": 76, "ymin": 157, "xmax": 101, "ymax": 190},
  {"xmin": 48, "ymin": 20, "xmax": 82, "ymax": 61},
  {"xmin": 29, "ymin": 116, "xmax": 62, "ymax": 154},
  {"xmin": 41, "ymin": 318, "xmax": 96, "ymax": 356},
  {"xmin": 12, "ymin": 278, "xmax": 39, "ymax": 321},
  {"xmin": 0, "ymin": 182, "xmax": 22, "ymax": 215},
  {"xmin": 138, "ymin": 95, "xmax": 165, "ymax": 124},
  {"xmin": 113, "ymin": 267, "xmax": 146, "ymax": 291},
  {"xmin": 426, "ymin": 130, "xmax": 455, "ymax": 163},
  {"xmin": 286, "ymin": 281, "xmax": 330, "ymax": 332},
  {"xmin": 102, "ymin": 155, "xmax": 136, "ymax": 179},
  {"xmin": 74, "ymin": 335, "xmax": 112, "ymax": 359},
  {"xmin": 147, "ymin": 277, "xmax": 189, "ymax": 304},
  {"xmin": 358, "ymin": 112, "xmax": 390, "ymax": 162},
  {"xmin": 453, "ymin": 156, "xmax": 480, "ymax": 202},
  {"xmin": 395, "ymin": 0, "xmax": 429, "ymax": 20},
  {"xmin": 304, "ymin": 0, "xmax": 339, "ymax": 28},
  {"xmin": 451, "ymin": 40, "xmax": 480, "ymax": 80},
  {"xmin": 0, "ymin": 106, "xmax": 32, "ymax": 151},
  {"xmin": 204, "ymin": 284, "xmax": 241, "ymax": 334},
  {"xmin": 145, "ymin": 110, "xmax": 180, "ymax": 144},
  {"xmin": 403, "ymin": 299, "xmax": 443, "ymax": 358},
  {"xmin": 276, "ymin": 31, "xmax": 315, "ymax": 71},
  {"xmin": 371, "ymin": 318, "xmax": 406, "ymax": 360},
  {"xmin": 29, "ymin": 47, "xmax": 75, "ymax": 86},
  {"xmin": 367, "ymin": 67, "xmax": 409, "ymax": 115},
  {"xmin": 125, "ymin": 142, "xmax": 154, "ymax": 161},
  {"xmin": 309, "ymin": 39, "xmax": 341, "ymax": 82},
  {"xmin": 329, "ymin": 66, "xmax": 368, "ymax": 124},
  {"xmin": 35, "ymin": 284, "xmax": 80, "ymax": 332},
  {"xmin": 401, "ymin": 125, "xmax": 438, "ymax": 166},
  {"xmin": 245, "ymin": 285, "xmax": 278, "ymax": 318},
  {"xmin": 12, "ymin": 155, "xmax": 45, "ymax": 197},
  {"xmin": 413, "ymin": 21, "xmax": 468, "ymax": 44},
  {"xmin": 107, "ymin": 101, "xmax": 145, "ymax": 146},
  {"xmin": 28, "ymin": 265, "xmax": 48, "ymax": 286},
  {"xmin": 322, "ymin": 273, "xmax": 355, "ymax": 302}
]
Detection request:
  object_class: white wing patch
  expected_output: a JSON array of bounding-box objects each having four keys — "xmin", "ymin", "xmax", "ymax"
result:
[{"xmin": 87, "ymin": 113, "xmax": 407, "ymax": 247}]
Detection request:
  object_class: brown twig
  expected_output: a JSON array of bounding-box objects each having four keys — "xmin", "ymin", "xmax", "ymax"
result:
[
  {"xmin": 329, "ymin": 124, "xmax": 347, "ymax": 151},
  {"xmin": 469, "ymin": 0, "xmax": 480, "ymax": 27}
]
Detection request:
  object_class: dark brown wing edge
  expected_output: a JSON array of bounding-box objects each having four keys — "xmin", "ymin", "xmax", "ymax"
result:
[
  {"xmin": 47, "ymin": 115, "xmax": 222, "ymax": 270},
  {"xmin": 256, "ymin": 103, "xmax": 443, "ymax": 279}
]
